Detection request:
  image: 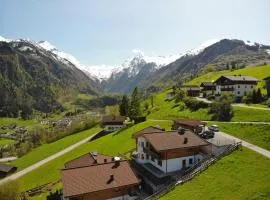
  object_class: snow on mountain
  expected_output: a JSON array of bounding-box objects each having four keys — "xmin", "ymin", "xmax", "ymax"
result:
[{"xmin": 0, "ymin": 35, "xmax": 12, "ymax": 43}]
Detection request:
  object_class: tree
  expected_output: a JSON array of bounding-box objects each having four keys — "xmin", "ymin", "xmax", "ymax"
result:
[
  {"xmin": 174, "ymin": 88, "xmax": 186, "ymax": 102},
  {"xmin": 105, "ymin": 105, "xmax": 120, "ymax": 116},
  {"xmin": 209, "ymin": 94, "xmax": 233, "ymax": 121},
  {"xmin": 256, "ymin": 88, "xmax": 262, "ymax": 103},
  {"xmin": 0, "ymin": 180, "xmax": 20, "ymax": 200},
  {"xmin": 144, "ymin": 102, "xmax": 149, "ymax": 111},
  {"xmin": 119, "ymin": 95, "xmax": 129, "ymax": 116},
  {"xmin": 129, "ymin": 87, "xmax": 141, "ymax": 118},
  {"xmin": 150, "ymin": 95, "xmax": 154, "ymax": 107}
]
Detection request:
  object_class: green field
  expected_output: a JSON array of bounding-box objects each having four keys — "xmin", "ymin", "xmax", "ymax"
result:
[
  {"xmin": 10, "ymin": 127, "xmax": 101, "ymax": 171},
  {"xmin": 17, "ymin": 120, "xmax": 173, "ymax": 193},
  {"xmin": 146, "ymin": 89, "xmax": 270, "ymax": 122},
  {"xmin": 187, "ymin": 64, "xmax": 270, "ymax": 93},
  {"xmin": 208, "ymin": 122, "xmax": 270, "ymax": 150},
  {"xmin": 161, "ymin": 148, "xmax": 270, "ymax": 200},
  {"xmin": 0, "ymin": 118, "xmax": 37, "ymax": 127},
  {"xmin": 0, "ymin": 138, "xmax": 14, "ymax": 146}
]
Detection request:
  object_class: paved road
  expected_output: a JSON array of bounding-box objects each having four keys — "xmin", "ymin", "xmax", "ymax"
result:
[
  {"xmin": 0, "ymin": 131, "xmax": 100, "ymax": 185},
  {"xmin": 204, "ymin": 121, "xmax": 270, "ymax": 125},
  {"xmin": 214, "ymin": 130, "xmax": 270, "ymax": 159}
]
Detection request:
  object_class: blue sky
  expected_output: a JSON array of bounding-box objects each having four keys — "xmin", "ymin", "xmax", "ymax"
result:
[{"xmin": 1, "ymin": 0, "xmax": 270, "ymax": 66}]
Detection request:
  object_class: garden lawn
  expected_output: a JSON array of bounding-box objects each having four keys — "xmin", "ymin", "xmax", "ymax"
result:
[
  {"xmin": 160, "ymin": 148, "xmax": 270, "ymax": 200},
  {"xmin": 0, "ymin": 118, "xmax": 37, "ymax": 127},
  {"xmin": 10, "ymin": 126, "xmax": 101, "ymax": 171},
  {"xmin": 232, "ymin": 107, "xmax": 270, "ymax": 122},
  {"xmin": 0, "ymin": 139, "xmax": 14, "ymax": 146},
  {"xmin": 208, "ymin": 122, "xmax": 270, "ymax": 150},
  {"xmin": 17, "ymin": 120, "xmax": 173, "ymax": 193}
]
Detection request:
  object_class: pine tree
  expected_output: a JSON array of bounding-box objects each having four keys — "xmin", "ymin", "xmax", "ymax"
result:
[
  {"xmin": 119, "ymin": 95, "xmax": 129, "ymax": 116},
  {"xmin": 129, "ymin": 87, "xmax": 141, "ymax": 118}
]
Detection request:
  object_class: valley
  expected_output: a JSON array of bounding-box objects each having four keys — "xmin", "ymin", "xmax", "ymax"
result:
[{"xmin": 1, "ymin": 36, "xmax": 270, "ymax": 200}]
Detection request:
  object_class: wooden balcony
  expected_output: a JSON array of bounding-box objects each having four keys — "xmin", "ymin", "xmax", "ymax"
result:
[{"xmin": 143, "ymin": 147, "xmax": 161, "ymax": 159}]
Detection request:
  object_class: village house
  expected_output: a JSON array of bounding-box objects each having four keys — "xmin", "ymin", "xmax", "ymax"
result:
[
  {"xmin": 134, "ymin": 127, "xmax": 211, "ymax": 176},
  {"xmin": 200, "ymin": 82, "xmax": 216, "ymax": 97},
  {"xmin": 214, "ymin": 75, "xmax": 258, "ymax": 97},
  {"xmin": 181, "ymin": 85, "xmax": 201, "ymax": 97},
  {"xmin": 0, "ymin": 163, "xmax": 17, "ymax": 177},
  {"xmin": 172, "ymin": 119, "xmax": 206, "ymax": 134},
  {"xmin": 62, "ymin": 153, "xmax": 141, "ymax": 200},
  {"xmin": 263, "ymin": 76, "xmax": 270, "ymax": 98},
  {"xmin": 101, "ymin": 115, "xmax": 126, "ymax": 132}
]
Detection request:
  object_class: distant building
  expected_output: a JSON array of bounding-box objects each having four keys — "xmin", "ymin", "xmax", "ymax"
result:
[
  {"xmin": 134, "ymin": 127, "xmax": 211, "ymax": 176},
  {"xmin": 263, "ymin": 76, "xmax": 270, "ymax": 98},
  {"xmin": 172, "ymin": 119, "xmax": 206, "ymax": 134},
  {"xmin": 0, "ymin": 163, "xmax": 17, "ymax": 177},
  {"xmin": 200, "ymin": 82, "xmax": 216, "ymax": 97},
  {"xmin": 180, "ymin": 85, "xmax": 201, "ymax": 97},
  {"xmin": 214, "ymin": 75, "xmax": 258, "ymax": 97},
  {"xmin": 62, "ymin": 153, "xmax": 141, "ymax": 200},
  {"xmin": 101, "ymin": 115, "xmax": 126, "ymax": 132}
]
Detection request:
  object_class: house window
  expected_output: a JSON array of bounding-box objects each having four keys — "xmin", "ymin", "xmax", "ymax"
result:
[
  {"xmin": 189, "ymin": 158, "xmax": 193, "ymax": 164},
  {"xmin": 237, "ymin": 91, "xmax": 240, "ymax": 95},
  {"xmin": 158, "ymin": 160, "xmax": 162, "ymax": 167},
  {"xmin": 238, "ymin": 85, "xmax": 240, "ymax": 88},
  {"xmin": 251, "ymin": 85, "xmax": 253, "ymax": 89},
  {"xmin": 141, "ymin": 142, "xmax": 144, "ymax": 147},
  {"xmin": 146, "ymin": 154, "xmax": 149, "ymax": 160}
]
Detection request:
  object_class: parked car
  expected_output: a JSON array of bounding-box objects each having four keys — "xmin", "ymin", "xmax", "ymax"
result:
[
  {"xmin": 200, "ymin": 130, "xmax": 215, "ymax": 139},
  {"xmin": 208, "ymin": 125, "xmax": 219, "ymax": 132}
]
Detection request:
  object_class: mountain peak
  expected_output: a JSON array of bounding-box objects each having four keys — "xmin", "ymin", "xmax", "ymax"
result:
[{"xmin": 38, "ymin": 40, "xmax": 57, "ymax": 51}]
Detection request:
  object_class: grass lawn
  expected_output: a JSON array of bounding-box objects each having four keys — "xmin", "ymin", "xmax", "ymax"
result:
[
  {"xmin": 208, "ymin": 122, "xmax": 270, "ymax": 150},
  {"xmin": 17, "ymin": 120, "xmax": 173, "ymax": 194},
  {"xmin": 232, "ymin": 107, "xmax": 270, "ymax": 122},
  {"xmin": 10, "ymin": 126, "xmax": 101, "ymax": 171},
  {"xmin": 160, "ymin": 148, "xmax": 270, "ymax": 200},
  {"xmin": 0, "ymin": 118, "xmax": 37, "ymax": 127},
  {"xmin": 145, "ymin": 89, "xmax": 270, "ymax": 122},
  {"xmin": 0, "ymin": 138, "xmax": 14, "ymax": 146}
]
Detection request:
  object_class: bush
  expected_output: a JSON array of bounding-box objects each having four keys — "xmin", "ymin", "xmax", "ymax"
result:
[
  {"xmin": 183, "ymin": 97, "xmax": 209, "ymax": 111},
  {"xmin": 209, "ymin": 95, "xmax": 233, "ymax": 121}
]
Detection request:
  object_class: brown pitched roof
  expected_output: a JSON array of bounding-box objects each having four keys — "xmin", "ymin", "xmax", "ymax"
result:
[
  {"xmin": 133, "ymin": 126, "xmax": 164, "ymax": 138},
  {"xmin": 62, "ymin": 160, "xmax": 141, "ymax": 198},
  {"xmin": 143, "ymin": 131, "xmax": 209, "ymax": 152},
  {"xmin": 102, "ymin": 115, "xmax": 126, "ymax": 125},
  {"xmin": 65, "ymin": 152, "xmax": 113, "ymax": 169},
  {"xmin": 174, "ymin": 119, "xmax": 206, "ymax": 128},
  {"xmin": 223, "ymin": 75, "xmax": 258, "ymax": 81},
  {"xmin": 0, "ymin": 163, "xmax": 16, "ymax": 173}
]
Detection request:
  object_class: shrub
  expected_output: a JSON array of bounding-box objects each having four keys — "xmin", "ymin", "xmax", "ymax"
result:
[
  {"xmin": 183, "ymin": 97, "xmax": 209, "ymax": 111},
  {"xmin": 209, "ymin": 95, "xmax": 233, "ymax": 121},
  {"xmin": 0, "ymin": 180, "xmax": 20, "ymax": 200}
]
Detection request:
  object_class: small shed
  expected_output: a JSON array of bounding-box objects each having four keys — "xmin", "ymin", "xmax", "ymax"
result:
[
  {"xmin": 172, "ymin": 119, "xmax": 206, "ymax": 134},
  {"xmin": 0, "ymin": 163, "xmax": 17, "ymax": 177}
]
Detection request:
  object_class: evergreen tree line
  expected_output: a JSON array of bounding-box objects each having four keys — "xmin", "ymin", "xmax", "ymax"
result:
[
  {"xmin": 242, "ymin": 88, "xmax": 266, "ymax": 104},
  {"xmin": 119, "ymin": 87, "xmax": 142, "ymax": 119}
]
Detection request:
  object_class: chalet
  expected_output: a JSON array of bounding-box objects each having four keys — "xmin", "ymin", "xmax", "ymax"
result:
[
  {"xmin": 134, "ymin": 128, "xmax": 211, "ymax": 176},
  {"xmin": 101, "ymin": 115, "xmax": 126, "ymax": 132},
  {"xmin": 263, "ymin": 76, "xmax": 270, "ymax": 98},
  {"xmin": 200, "ymin": 82, "xmax": 216, "ymax": 97},
  {"xmin": 214, "ymin": 75, "xmax": 258, "ymax": 97},
  {"xmin": 172, "ymin": 119, "xmax": 206, "ymax": 134},
  {"xmin": 62, "ymin": 153, "xmax": 141, "ymax": 200},
  {"xmin": 181, "ymin": 85, "xmax": 201, "ymax": 97},
  {"xmin": 0, "ymin": 163, "xmax": 17, "ymax": 177}
]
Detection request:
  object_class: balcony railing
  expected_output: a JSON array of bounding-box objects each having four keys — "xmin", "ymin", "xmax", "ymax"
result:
[
  {"xmin": 143, "ymin": 147, "xmax": 161, "ymax": 159},
  {"xmin": 220, "ymin": 87, "xmax": 234, "ymax": 91}
]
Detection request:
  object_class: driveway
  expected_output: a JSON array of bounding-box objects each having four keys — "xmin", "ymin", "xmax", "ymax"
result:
[
  {"xmin": 0, "ymin": 131, "xmax": 100, "ymax": 185},
  {"xmin": 206, "ymin": 128, "xmax": 270, "ymax": 159},
  {"xmin": 232, "ymin": 103, "xmax": 270, "ymax": 110}
]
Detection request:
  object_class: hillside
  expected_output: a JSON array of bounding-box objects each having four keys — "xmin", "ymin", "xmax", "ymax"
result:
[{"xmin": 0, "ymin": 40, "xmax": 102, "ymax": 118}]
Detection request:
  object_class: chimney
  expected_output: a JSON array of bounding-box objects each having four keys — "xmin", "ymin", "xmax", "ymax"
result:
[
  {"xmin": 113, "ymin": 157, "xmax": 121, "ymax": 168},
  {"xmin": 178, "ymin": 128, "xmax": 185, "ymax": 135},
  {"xmin": 104, "ymin": 158, "xmax": 107, "ymax": 163},
  {"xmin": 107, "ymin": 174, "xmax": 114, "ymax": 184},
  {"xmin": 184, "ymin": 137, "xmax": 188, "ymax": 144},
  {"xmin": 112, "ymin": 157, "xmax": 115, "ymax": 161}
]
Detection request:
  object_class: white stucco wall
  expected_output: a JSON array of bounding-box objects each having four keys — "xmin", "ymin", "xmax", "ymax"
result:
[
  {"xmin": 136, "ymin": 136, "xmax": 204, "ymax": 173},
  {"xmin": 215, "ymin": 84, "xmax": 256, "ymax": 97}
]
